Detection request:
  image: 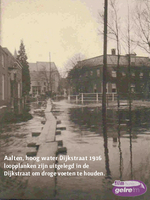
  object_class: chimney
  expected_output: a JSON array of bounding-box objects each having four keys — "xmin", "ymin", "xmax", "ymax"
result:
[{"xmin": 111, "ymin": 49, "xmax": 116, "ymax": 55}]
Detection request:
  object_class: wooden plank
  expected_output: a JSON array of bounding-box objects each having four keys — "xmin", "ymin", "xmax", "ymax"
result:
[
  {"xmin": 56, "ymin": 125, "xmax": 66, "ymax": 130},
  {"xmin": 57, "ymin": 147, "xmax": 67, "ymax": 155},
  {"xmin": 56, "ymin": 131, "xmax": 61, "ymax": 135},
  {"xmin": 32, "ymin": 132, "xmax": 41, "ymax": 137},
  {"xmin": 37, "ymin": 105, "xmax": 57, "ymax": 145},
  {"xmin": 25, "ymin": 142, "xmax": 58, "ymax": 199},
  {"xmin": 26, "ymin": 147, "xmax": 37, "ymax": 157},
  {"xmin": 46, "ymin": 121, "xmax": 56, "ymax": 142},
  {"xmin": 44, "ymin": 99, "xmax": 52, "ymax": 113},
  {"xmin": 57, "ymin": 120, "xmax": 61, "ymax": 124},
  {"xmin": 25, "ymin": 99, "xmax": 59, "ymax": 199},
  {"xmin": 57, "ymin": 140, "xmax": 63, "ymax": 146}
]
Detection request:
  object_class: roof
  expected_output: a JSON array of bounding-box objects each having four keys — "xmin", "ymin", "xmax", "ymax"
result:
[
  {"xmin": 30, "ymin": 71, "xmax": 47, "ymax": 81},
  {"xmin": 0, "ymin": 46, "xmax": 8, "ymax": 55},
  {"xmin": 29, "ymin": 62, "xmax": 60, "ymax": 81},
  {"xmin": 2, "ymin": 47, "xmax": 23, "ymax": 69},
  {"xmin": 3, "ymin": 47, "xmax": 14, "ymax": 58},
  {"xmin": 79, "ymin": 54, "xmax": 150, "ymax": 68},
  {"xmin": 29, "ymin": 62, "xmax": 58, "ymax": 72}
]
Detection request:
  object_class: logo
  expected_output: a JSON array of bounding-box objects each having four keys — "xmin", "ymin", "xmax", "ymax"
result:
[{"xmin": 112, "ymin": 180, "xmax": 147, "ymax": 197}]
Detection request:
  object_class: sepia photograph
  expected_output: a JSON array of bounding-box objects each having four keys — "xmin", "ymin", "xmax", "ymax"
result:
[{"xmin": 0, "ymin": 0, "xmax": 150, "ymax": 199}]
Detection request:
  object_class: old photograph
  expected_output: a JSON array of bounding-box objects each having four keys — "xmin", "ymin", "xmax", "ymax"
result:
[{"xmin": 0, "ymin": 0, "xmax": 150, "ymax": 199}]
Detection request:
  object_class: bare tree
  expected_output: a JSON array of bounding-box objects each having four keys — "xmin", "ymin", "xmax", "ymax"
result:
[
  {"xmin": 108, "ymin": 0, "xmax": 123, "ymax": 177},
  {"xmin": 65, "ymin": 53, "xmax": 85, "ymax": 94},
  {"xmin": 109, "ymin": 0, "xmax": 122, "ymax": 108},
  {"xmin": 119, "ymin": 3, "xmax": 134, "ymax": 179},
  {"xmin": 126, "ymin": 3, "xmax": 132, "ymax": 107},
  {"xmin": 134, "ymin": 0, "xmax": 150, "ymax": 54},
  {"xmin": 120, "ymin": 2, "xmax": 133, "ymax": 104},
  {"xmin": 99, "ymin": 0, "xmax": 122, "ymax": 107},
  {"xmin": 64, "ymin": 53, "xmax": 85, "ymax": 73},
  {"xmin": 38, "ymin": 64, "xmax": 60, "ymax": 96}
]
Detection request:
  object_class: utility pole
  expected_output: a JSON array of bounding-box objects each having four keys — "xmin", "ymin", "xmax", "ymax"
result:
[
  {"xmin": 49, "ymin": 52, "xmax": 52, "ymax": 95},
  {"xmin": 102, "ymin": 0, "xmax": 111, "ymax": 178},
  {"xmin": 0, "ymin": 0, "xmax": 1, "ymax": 45},
  {"xmin": 102, "ymin": 0, "xmax": 108, "ymax": 138}
]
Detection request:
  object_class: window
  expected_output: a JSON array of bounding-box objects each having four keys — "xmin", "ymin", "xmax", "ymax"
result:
[
  {"xmin": 101, "ymin": 83, "xmax": 109, "ymax": 93},
  {"xmin": 18, "ymin": 83, "xmax": 20, "ymax": 98},
  {"xmin": 32, "ymin": 86, "xmax": 37, "ymax": 94},
  {"xmin": 97, "ymin": 69, "xmax": 100, "ymax": 76},
  {"xmin": 85, "ymin": 71, "xmax": 88, "ymax": 76},
  {"xmin": 112, "ymin": 71, "xmax": 116, "ymax": 77},
  {"xmin": 131, "ymin": 57, "xmax": 135, "ymax": 64},
  {"xmin": 20, "ymin": 82, "xmax": 22, "ymax": 96},
  {"xmin": 131, "ymin": 84, "xmax": 135, "ymax": 92},
  {"xmin": 38, "ymin": 86, "xmax": 41, "ymax": 94},
  {"xmin": 2, "ymin": 54, "xmax": 4, "ymax": 68},
  {"xmin": 2, "ymin": 75, "xmax": 5, "ymax": 100},
  {"xmin": 140, "ymin": 72, "xmax": 143, "ymax": 78},
  {"xmin": 93, "ymin": 84, "xmax": 97, "ymax": 93},
  {"xmin": 8, "ymin": 75, "xmax": 10, "ymax": 97},
  {"xmin": 90, "ymin": 71, "xmax": 93, "ymax": 76},
  {"xmin": 44, "ymin": 82, "xmax": 46, "ymax": 86},
  {"xmin": 112, "ymin": 83, "xmax": 116, "ymax": 93},
  {"xmin": 122, "ymin": 72, "xmax": 126, "ymax": 76},
  {"xmin": 106, "ymin": 83, "xmax": 109, "ymax": 93}
]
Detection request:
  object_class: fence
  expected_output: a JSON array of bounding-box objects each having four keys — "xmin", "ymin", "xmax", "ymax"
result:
[
  {"xmin": 67, "ymin": 93, "xmax": 117, "ymax": 104},
  {"xmin": 54, "ymin": 92, "xmax": 148, "ymax": 104}
]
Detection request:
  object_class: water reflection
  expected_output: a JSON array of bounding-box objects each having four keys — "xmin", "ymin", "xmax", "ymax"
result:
[
  {"xmin": 0, "ymin": 102, "xmax": 46, "ymax": 199},
  {"xmin": 69, "ymin": 106, "xmax": 150, "ymax": 137},
  {"xmin": 128, "ymin": 102, "xmax": 133, "ymax": 180},
  {"xmin": 103, "ymin": 137, "xmax": 111, "ymax": 179},
  {"xmin": 117, "ymin": 106, "xmax": 123, "ymax": 180},
  {"xmin": 68, "ymin": 104, "xmax": 150, "ymax": 183},
  {"xmin": 1, "ymin": 99, "xmax": 149, "ymax": 199},
  {"xmin": 45, "ymin": 100, "xmax": 150, "ymax": 199}
]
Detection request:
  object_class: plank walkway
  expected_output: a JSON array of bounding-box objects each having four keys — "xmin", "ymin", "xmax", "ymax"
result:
[
  {"xmin": 25, "ymin": 143, "xmax": 58, "ymax": 199},
  {"xmin": 25, "ymin": 99, "xmax": 58, "ymax": 199},
  {"xmin": 37, "ymin": 99, "xmax": 56, "ymax": 145}
]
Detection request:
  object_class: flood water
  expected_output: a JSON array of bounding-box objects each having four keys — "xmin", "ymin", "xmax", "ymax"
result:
[
  {"xmin": 0, "ymin": 102, "xmax": 45, "ymax": 199},
  {"xmin": 52, "ymin": 100, "xmax": 150, "ymax": 200},
  {"xmin": 0, "ymin": 100, "xmax": 150, "ymax": 199}
]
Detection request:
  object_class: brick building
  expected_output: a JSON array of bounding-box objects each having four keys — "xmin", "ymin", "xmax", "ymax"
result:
[
  {"xmin": 0, "ymin": 46, "xmax": 10, "ymax": 108},
  {"xmin": 0, "ymin": 46, "xmax": 23, "ymax": 116},
  {"xmin": 70, "ymin": 50, "xmax": 150, "ymax": 99}
]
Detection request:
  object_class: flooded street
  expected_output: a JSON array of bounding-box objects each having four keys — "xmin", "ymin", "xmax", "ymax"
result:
[
  {"xmin": 52, "ymin": 100, "xmax": 150, "ymax": 200},
  {"xmin": 0, "ymin": 102, "xmax": 45, "ymax": 199},
  {"xmin": 0, "ymin": 100, "xmax": 150, "ymax": 199}
]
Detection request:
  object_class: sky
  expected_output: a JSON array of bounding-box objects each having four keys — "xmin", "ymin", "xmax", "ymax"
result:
[{"xmin": 1, "ymin": 0, "xmax": 149, "ymax": 72}]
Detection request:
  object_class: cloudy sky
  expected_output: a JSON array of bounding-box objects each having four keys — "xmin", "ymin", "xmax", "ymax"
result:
[{"xmin": 1, "ymin": 0, "xmax": 148, "ymax": 71}]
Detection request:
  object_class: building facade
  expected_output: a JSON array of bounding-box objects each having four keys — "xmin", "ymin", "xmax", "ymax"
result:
[
  {"xmin": 29, "ymin": 62, "xmax": 60, "ymax": 97},
  {"xmin": 69, "ymin": 50, "xmax": 150, "ymax": 99},
  {"xmin": 0, "ymin": 46, "xmax": 23, "ymax": 116},
  {"xmin": 0, "ymin": 46, "xmax": 10, "ymax": 108}
]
